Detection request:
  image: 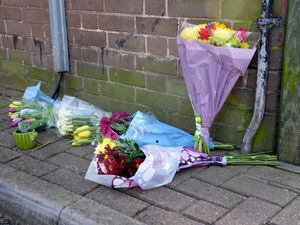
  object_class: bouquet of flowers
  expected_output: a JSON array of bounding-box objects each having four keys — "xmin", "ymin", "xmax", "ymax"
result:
[
  {"xmin": 178, "ymin": 22, "xmax": 259, "ymax": 154},
  {"xmin": 8, "ymin": 100, "xmax": 51, "ymax": 132},
  {"xmin": 180, "ymin": 21, "xmax": 251, "ymax": 48},
  {"xmin": 56, "ymin": 96, "xmax": 109, "ymax": 146},
  {"xmin": 95, "ymin": 137, "xmax": 145, "ymax": 177}
]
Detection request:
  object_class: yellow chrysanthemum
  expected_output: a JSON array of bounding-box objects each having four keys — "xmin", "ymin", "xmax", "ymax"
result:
[
  {"xmin": 213, "ymin": 28, "xmax": 235, "ymax": 41},
  {"xmin": 180, "ymin": 27, "xmax": 199, "ymax": 40},
  {"xmin": 197, "ymin": 23, "xmax": 207, "ymax": 29},
  {"xmin": 240, "ymin": 42, "xmax": 250, "ymax": 49},
  {"xmin": 212, "ymin": 21, "xmax": 228, "ymax": 29},
  {"xmin": 95, "ymin": 138, "xmax": 117, "ymax": 154}
]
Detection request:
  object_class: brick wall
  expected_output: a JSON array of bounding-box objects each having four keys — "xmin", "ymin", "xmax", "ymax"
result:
[{"xmin": 0, "ymin": 0, "xmax": 288, "ymax": 151}]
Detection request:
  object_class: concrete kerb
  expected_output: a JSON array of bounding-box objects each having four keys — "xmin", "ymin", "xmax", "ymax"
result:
[{"xmin": 0, "ymin": 163, "xmax": 145, "ymax": 225}]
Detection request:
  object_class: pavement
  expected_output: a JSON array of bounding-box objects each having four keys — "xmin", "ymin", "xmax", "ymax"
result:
[{"xmin": 1, "ymin": 87, "xmax": 300, "ymax": 225}]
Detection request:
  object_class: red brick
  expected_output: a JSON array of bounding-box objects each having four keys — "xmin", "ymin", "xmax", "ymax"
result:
[
  {"xmin": 103, "ymin": 49, "xmax": 135, "ymax": 70},
  {"xmin": 98, "ymin": 14, "xmax": 134, "ymax": 32},
  {"xmin": 168, "ymin": 38, "xmax": 179, "ymax": 57},
  {"xmin": 31, "ymin": 24, "xmax": 45, "ymax": 39},
  {"xmin": 71, "ymin": 0, "xmax": 103, "ymax": 12},
  {"xmin": 2, "ymin": 0, "xmax": 26, "ymax": 7},
  {"xmin": 266, "ymin": 92, "xmax": 279, "ymax": 113},
  {"xmin": 72, "ymin": 29, "xmax": 106, "ymax": 47},
  {"xmin": 270, "ymin": 26, "xmax": 285, "ymax": 48},
  {"xmin": 23, "ymin": 8, "xmax": 49, "ymax": 24},
  {"xmin": 246, "ymin": 69, "xmax": 257, "ymax": 90},
  {"xmin": 8, "ymin": 49, "xmax": 31, "ymax": 64},
  {"xmin": 136, "ymin": 17, "xmax": 177, "ymax": 37},
  {"xmin": 0, "ymin": 7, "xmax": 22, "ymax": 21},
  {"xmin": 42, "ymin": 41, "xmax": 52, "ymax": 54},
  {"xmin": 26, "ymin": 0, "xmax": 48, "ymax": 8},
  {"xmin": 269, "ymin": 48, "xmax": 283, "ymax": 70},
  {"xmin": 168, "ymin": 0, "xmax": 219, "ymax": 18},
  {"xmin": 145, "ymin": 0, "xmax": 165, "ymax": 15},
  {"xmin": 82, "ymin": 13, "xmax": 97, "ymax": 29},
  {"xmin": 0, "ymin": 20, "xmax": 5, "ymax": 33},
  {"xmin": 2, "ymin": 35, "xmax": 26, "ymax": 50},
  {"xmin": 69, "ymin": 45, "xmax": 82, "ymax": 60},
  {"xmin": 23, "ymin": 38, "xmax": 44, "ymax": 52},
  {"xmin": 82, "ymin": 47, "xmax": 98, "ymax": 63},
  {"xmin": 105, "ymin": 0, "xmax": 143, "ymax": 14},
  {"xmin": 147, "ymin": 36, "xmax": 167, "ymax": 56},
  {"xmin": 108, "ymin": 33, "xmax": 145, "ymax": 52},
  {"xmin": 67, "ymin": 12, "xmax": 81, "ymax": 28},
  {"xmin": 32, "ymin": 52, "xmax": 47, "ymax": 68},
  {"xmin": 267, "ymin": 71, "xmax": 281, "ymax": 92},
  {"xmin": 6, "ymin": 21, "xmax": 31, "ymax": 37},
  {"xmin": 44, "ymin": 25, "xmax": 51, "ymax": 41},
  {"xmin": 46, "ymin": 55, "xmax": 53, "ymax": 70}
]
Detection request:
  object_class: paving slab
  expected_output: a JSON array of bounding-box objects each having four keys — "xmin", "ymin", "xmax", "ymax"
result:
[
  {"xmin": 47, "ymin": 152, "xmax": 90, "ymax": 175},
  {"xmin": 245, "ymin": 166, "xmax": 300, "ymax": 192},
  {"xmin": 59, "ymin": 198, "xmax": 144, "ymax": 225},
  {"xmin": 270, "ymin": 199, "xmax": 300, "ymax": 225},
  {"xmin": 4, "ymin": 126, "xmax": 18, "ymax": 135},
  {"xmin": 43, "ymin": 169, "xmax": 98, "ymax": 195},
  {"xmin": 0, "ymin": 146, "xmax": 22, "ymax": 163},
  {"xmin": 0, "ymin": 99, "xmax": 10, "ymax": 108},
  {"xmin": 0, "ymin": 120, "xmax": 12, "ymax": 131},
  {"xmin": 0, "ymin": 89, "xmax": 22, "ymax": 98},
  {"xmin": 65, "ymin": 144, "xmax": 95, "ymax": 158},
  {"xmin": 167, "ymin": 167, "xmax": 205, "ymax": 188},
  {"xmin": 126, "ymin": 186, "xmax": 197, "ymax": 211},
  {"xmin": 215, "ymin": 197, "xmax": 281, "ymax": 225},
  {"xmin": 29, "ymin": 139, "xmax": 70, "ymax": 160},
  {"xmin": 85, "ymin": 153, "xmax": 95, "ymax": 161},
  {"xmin": 0, "ymin": 107, "xmax": 8, "ymax": 121},
  {"xmin": 222, "ymin": 175, "xmax": 297, "ymax": 206},
  {"xmin": 8, "ymin": 156, "xmax": 58, "ymax": 177},
  {"xmin": 175, "ymin": 178, "xmax": 245, "ymax": 208},
  {"xmin": 36, "ymin": 129, "xmax": 64, "ymax": 145},
  {"xmin": 194, "ymin": 166, "xmax": 240, "ymax": 186},
  {"xmin": 183, "ymin": 199, "xmax": 228, "ymax": 224},
  {"xmin": 136, "ymin": 206, "xmax": 203, "ymax": 225},
  {"xmin": 86, "ymin": 186, "xmax": 150, "ymax": 217},
  {"xmin": 0, "ymin": 131, "xmax": 15, "ymax": 148}
]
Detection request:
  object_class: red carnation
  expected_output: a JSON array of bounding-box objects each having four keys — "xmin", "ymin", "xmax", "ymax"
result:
[{"xmin": 199, "ymin": 28, "xmax": 213, "ymax": 40}]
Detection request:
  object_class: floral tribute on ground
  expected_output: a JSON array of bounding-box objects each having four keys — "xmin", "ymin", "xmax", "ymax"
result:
[{"xmin": 86, "ymin": 111, "xmax": 278, "ymax": 190}]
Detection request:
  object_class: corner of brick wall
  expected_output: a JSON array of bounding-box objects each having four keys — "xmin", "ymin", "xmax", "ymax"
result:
[{"xmin": 0, "ymin": 0, "xmax": 288, "ymax": 151}]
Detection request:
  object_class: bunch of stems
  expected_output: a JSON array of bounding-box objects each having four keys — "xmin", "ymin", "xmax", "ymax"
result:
[{"xmin": 226, "ymin": 151, "xmax": 279, "ymax": 166}]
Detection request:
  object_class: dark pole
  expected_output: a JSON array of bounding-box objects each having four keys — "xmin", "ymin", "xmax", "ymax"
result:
[{"xmin": 241, "ymin": 0, "xmax": 281, "ymax": 153}]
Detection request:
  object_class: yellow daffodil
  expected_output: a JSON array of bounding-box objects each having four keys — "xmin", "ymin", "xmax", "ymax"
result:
[{"xmin": 180, "ymin": 27, "xmax": 199, "ymax": 40}]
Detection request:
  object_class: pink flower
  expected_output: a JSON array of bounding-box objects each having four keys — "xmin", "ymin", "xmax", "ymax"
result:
[
  {"xmin": 8, "ymin": 108, "xmax": 16, "ymax": 113},
  {"xmin": 99, "ymin": 117, "xmax": 119, "ymax": 140},
  {"xmin": 11, "ymin": 119, "xmax": 20, "ymax": 127},
  {"xmin": 110, "ymin": 112, "xmax": 130, "ymax": 123},
  {"xmin": 234, "ymin": 28, "xmax": 247, "ymax": 42}
]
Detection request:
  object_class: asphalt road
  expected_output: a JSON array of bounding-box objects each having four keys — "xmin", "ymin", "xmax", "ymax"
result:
[{"xmin": 0, "ymin": 213, "xmax": 21, "ymax": 225}]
